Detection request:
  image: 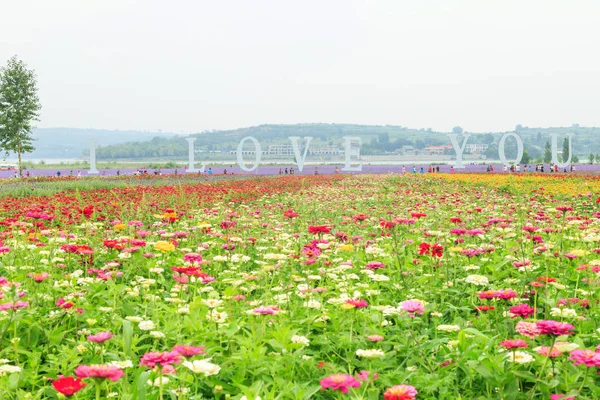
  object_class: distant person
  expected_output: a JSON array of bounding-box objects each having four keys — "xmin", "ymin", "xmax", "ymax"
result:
[
  {"xmin": 412, "ymin": 166, "xmax": 416, "ymax": 174},
  {"xmin": 77, "ymin": 170, "xmax": 81, "ymax": 178},
  {"xmin": 56, "ymin": 171, "xmax": 61, "ymax": 177},
  {"xmin": 174, "ymin": 168, "xmax": 178, "ymax": 175},
  {"xmin": 450, "ymin": 166, "xmax": 454, "ymax": 173},
  {"xmin": 279, "ymin": 168, "xmax": 282, "ymax": 175},
  {"xmin": 335, "ymin": 166, "xmax": 340, "ymax": 174},
  {"xmin": 284, "ymin": 168, "xmax": 288, "ymax": 175},
  {"xmin": 26, "ymin": 171, "xmax": 30, "ymax": 178},
  {"xmin": 436, "ymin": 166, "xmax": 440, "ymax": 173},
  {"xmin": 314, "ymin": 167, "xmax": 319, "ymax": 175},
  {"xmin": 419, "ymin": 167, "xmax": 424, "ymax": 174},
  {"xmin": 223, "ymin": 169, "xmax": 227, "ymax": 175},
  {"xmin": 208, "ymin": 168, "xmax": 213, "ymax": 175},
  {"xmin": 402, "ymin": 166, "xmax": 406, "ymax": 174},
  {"xmin": 14, "ymin": 171, "xmax": 18, "ymax": 179},
  {"xmin": 117, "ymin": 170, "xmax": 120, "ymax": 176},
  {"xmin": 69, "ymin": 170, "xmax": 73, "ymax": 177},
  {"xmin": 290, "ymin": 167, "xmax": 294, "ymax": 175}
]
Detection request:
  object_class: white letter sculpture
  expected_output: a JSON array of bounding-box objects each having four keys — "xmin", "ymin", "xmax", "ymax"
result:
[
  {"xmin": 447, "ymin": 133, "xmax": 471, "ymax": 169},
  {"xmin": 185, "ymin": 138, "xmax": 199, "ymax": 173},
  {"xmin": 498, "ymin": 132, "xmax": 524, "ymax": 166},
  {"xmin": 551, "ymin": 133, "xmax": 574, "ymax": 168},
  {"xmin": 237, "ymin": 136, "xmax": 262, "ymax": 172},
  {"xmin": 342, "ymin": 137, "xmax": 362, "ymax": 172},
  {"xmin": 88, "ymin": 140, "xmax": 99, "ymax": 175},
  {"xmin": 289, "ymin": 136, "xmax": 313, "ymax": 172}
]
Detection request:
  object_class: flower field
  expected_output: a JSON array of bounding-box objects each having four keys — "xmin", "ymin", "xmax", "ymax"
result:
[{"xmin": 1, "ymin": 173, "xmax": 600, "ymax": 399}]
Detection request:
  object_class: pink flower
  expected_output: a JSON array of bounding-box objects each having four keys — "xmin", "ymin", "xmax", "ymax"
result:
[
  {"xmin": 509, "ymin": 304, "xmax": 536, "ymax": 318},
  {"xmin": 515, "ymin": 321, "xmax": 541, "ymax": 339},
  {"xmin": 74, "ymin": 364, "xmax": 124, "ymax": 381},
  {"xmin": 383, "ymin": 385, "xmax": 418, "ymax": 400},
  {"xmin": 536, "ymin": 320, "xmax": 575, "ymax": 336},
  {"xmin": 345, "ymin": 299, "xmax": 368, "ymax": 308},
  {"xmin": 400, "ymin": 300, "xmax": 425, "ymax": 317},
  {"xmin": 365, "ymin": 261, "xmax": 385, "ymax": 270},
  {"xmin": 139, "ymin": 351, "xmax": 182, "ymax": 368},
  {"xmin": 320, "ymin": 373, "xmax": 361, "ymax": 394},
  {"xmin": 366, "ymin": 335, "xmax": 384, "ymax": 342},
  {"xmin": 252, "ymin": 306, "xmax": 278, "ymax": 315},
  {"xmin": 0, "ymin": 301, "xmax": 29, "ymax": 311},
  {"xmin": 535, "ymin": 346, "xmax": 562, "ymax": 358},
  {"xmin": 499, "ymin": 340, "xmax": 528, "ymax": 350},
  {"xmin": 569, "ymin": 349, "xmax": 600, "ymax": 367},
  {"xmin": 551, "ymin": 395, "xmax": 575, "ymax": 400},
  {"xmin": 172, "ymin": 345, "xmax": 206, "ymax": 357},
  {"xmin": 87, "ymin": 331, "xmax": 114, "ymax": 343}
]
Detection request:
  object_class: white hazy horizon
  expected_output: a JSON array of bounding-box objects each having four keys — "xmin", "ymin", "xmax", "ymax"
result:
[{"xmin": 1, "ymin": 0, "xmax": 599, "ymax": 133}]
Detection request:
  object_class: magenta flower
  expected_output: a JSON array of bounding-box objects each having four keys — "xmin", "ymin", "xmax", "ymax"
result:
[
  {"xmin": 74, "ymin": 364, "xmax": 124, "ymax": 381},
  {"xmin": 499, "ymin": 339, "xmax": 528, "ymax": 350},
  {"xmin": 569, "ymin": 349, "xmax": 600, "ymax": 367},
  {"xmin": 345, "ymin": 299, "xmax": 368, "ymax": 308},
  {"xmin": 87, "ymin": 331, "xmax": 114, "ymax": 343},
  {"xmin": 365, "ymin": 261, "xmax": 385, "ymax": 270},
  {"xmin": 509, "ymin": 304, "xmax": 536, "ymax": 318},
  {"xmin": 320, "ymin": 373, "xmax": 361, "ymax": 393},
  {"xmin": 536, "ymin": 320, "xmax": 575, "ymax": 336},
  {"xmin": 515, "ymin": 321, "xmax": 541, "ymax": 339},
  {"xmin": 172, "ymin": 345, "xmax": 206, "ymax": 357},
  {"xmin": 400, "ymin": 300, "xmax": 425, "ymax": 317},
  {"xmin": 139, "ymin": 351, "xmax": 182, "ymax": 368}
]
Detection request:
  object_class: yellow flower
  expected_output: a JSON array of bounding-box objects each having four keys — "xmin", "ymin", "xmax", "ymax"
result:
[
  {"xmin": 448, "ymin": 246, "xmax": 463, "ymax": 253},
  {"xmin": 114, "ymin": 223, "xmax": 126, "ymax": 231},
  {"xmin": 341, "ymin": 303, "xmax": 355, "ymax": 310},
  {"xmin": 154, "ymin": 241, "xmax": 175, "ymax": 252},
  {"xmin": 570, "ymin": 249, "xmax": 589, "ymax": 257},
  {"xmin": 197, "ymin": 223, "xmax": 212, "ymax": 229},
  {"xmin": 339, "ymin": 244, "xmax": 354, "ymax": 252}
]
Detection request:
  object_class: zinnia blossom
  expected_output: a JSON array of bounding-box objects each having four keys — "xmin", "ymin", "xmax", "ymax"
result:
[
  {"xmin": 536, "ymin": 320, "xmax": 575, "ymax": 336},
  {"xmin": 345, "ymin": 298, "xmax": 368, "ymax": 308},
  {"xmin": 383, "ymin": 385, "xmax": 418, "ymax": 400},
  {"xmin": 87, "ymin": 331, "xmax": 114, "ymax": 343},
  {"xmin": 173, "ymin": 345, "xmax": 206, "ymax": 357},
  {"xmin": 74, "ymin": 364, "xmax": 124, "ymax": 381},
  {"xmin": 320, "ymin": 373, "xmax": 361, "ymax": 394},
  {"xmin": 139, "ymin": 351, "xmax": 182, "ymax": 368},
  {"xmin": 308, "ymin": 225, "xmax": 331, "ymax": 235},
  {"xmin": 52, "ymin": 376, "xmax": 87, "ymax": 396},
  {"xmin": 400, "ymin": 300, "xmax": 425, "ymax": 317},
  {"xmin": 499, "ymin": 339, "xmax": 528, "ymax": 350}
]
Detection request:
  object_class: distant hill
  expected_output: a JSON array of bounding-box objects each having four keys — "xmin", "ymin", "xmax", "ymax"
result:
[
  {"xmin": 3, "ymin": 124, "xmax": 599, "ymax": 162},
  {"xmin": 4, "ymin": 128, "xmax": 176, "ymax": 159}
]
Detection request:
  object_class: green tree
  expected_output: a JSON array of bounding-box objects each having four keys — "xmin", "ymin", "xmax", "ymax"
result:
[
  {"xmin": 562, "ymin": 137, "xmax": 570, "ymax": 163},
  {"xmin": 521, "ymin": 149, "xmax": 531, "ymax": 164},
  {"xmin": 589, "ymin": 153, "xmax": 595, "ymax": 164},
  {"xmin": 543, "ymin": 141, "xmax": 552, "ymax": 163},
  {"xmin": 572, "ymin": 155, "xmax": 579, "ymax": 164},
  {"xmin": 452, "ymin": 126, "xmax": 463, "ymax": 134},
  {"xmin": 0, "ymin": 56, "xmax": 41, "ymax": 176}
]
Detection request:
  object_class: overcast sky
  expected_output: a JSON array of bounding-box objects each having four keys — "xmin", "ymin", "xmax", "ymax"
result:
[{"xmin": 1, "ymin": 0, "xmax": 599, "ymax": 133}]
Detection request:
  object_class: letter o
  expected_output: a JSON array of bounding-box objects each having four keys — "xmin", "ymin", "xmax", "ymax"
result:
[
  {"xmin": 236, "ymin": 136, "xmax": 262, "ymax": 172},
  {"xmin": 498, "ymin": 133, "xmax": 524, "ymax": 166}
]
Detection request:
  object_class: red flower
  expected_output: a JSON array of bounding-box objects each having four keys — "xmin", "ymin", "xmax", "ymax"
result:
[
  {"xmin": 283, "ymin": 209, "xmax": 299, "ymax": 218},
  {"xmin": 52, "ymin": 376, "xmax": 87, "ymax": 397},
  {"xmin": 418, "ymin": 242, "xmax": 443, "ymax": 257},
  {"xmin": 308, "ymin": 225, "xmax": 331, "ymax": 235}
]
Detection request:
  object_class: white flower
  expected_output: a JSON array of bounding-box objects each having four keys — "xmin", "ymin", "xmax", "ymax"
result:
[
  {"xmin": 240, "ymin": 396, "xmax": 262, "ymax": 400},
  {"xmin": 148, "ymin": 377, "xmax": 170, "ymax": 386},
  {"xmin": 464, "ymin": 275, "xmax": 489, "ymax": 286},
  {"xmin": 206, "ymin": 309, "xmax": 228, "ymax": 324},
  {"xmin": 291, "ymin": 335, "xmax": 310, "ymax": 346},
  {"xmin": 0, "ymin": 364, "xmax": 21, "ymax": 376},
  {"xmin": 109, "ymin": 360, "xmax": 134, "ymax": 369},
  {"xmin": 437, "ymin": 324, "xmax": 460, "ymax": 332},
  {"xmin": 202, "ymin": 299, "xmax": 223, "ymax": 308},
  {"xmin": 356, "ymin": 349, "xmax": 385, "ymax": 358},
  {"xmin": 505, "ymin": 351, "xmax": 534, "ymax": 364},
  {"xmin": 138, "ymin": 320, "xmax": 156, "ymax": 331},
  {"xmin": 150, "ymin": 331, "xmax": 165, "ymax": 339},
  {"xmin": 183, "ymin": 359, "xmax": 221, "ymax": 376},
  {"xmin": 550, "ymin": 307, "xmax": 577, "ymax": 318},
  {"xmin": 125, "ymin": 316, "xmax": 143, "ymax": 323}
]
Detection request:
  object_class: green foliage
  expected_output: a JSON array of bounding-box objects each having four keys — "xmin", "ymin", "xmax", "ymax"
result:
[
  {"xmin": 543, "ymin": 141, "xmax": 552, "ymax": 163},
  {"xmin": 0, "ymin": 56, "xmax": 41, "ymax": 175}
]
